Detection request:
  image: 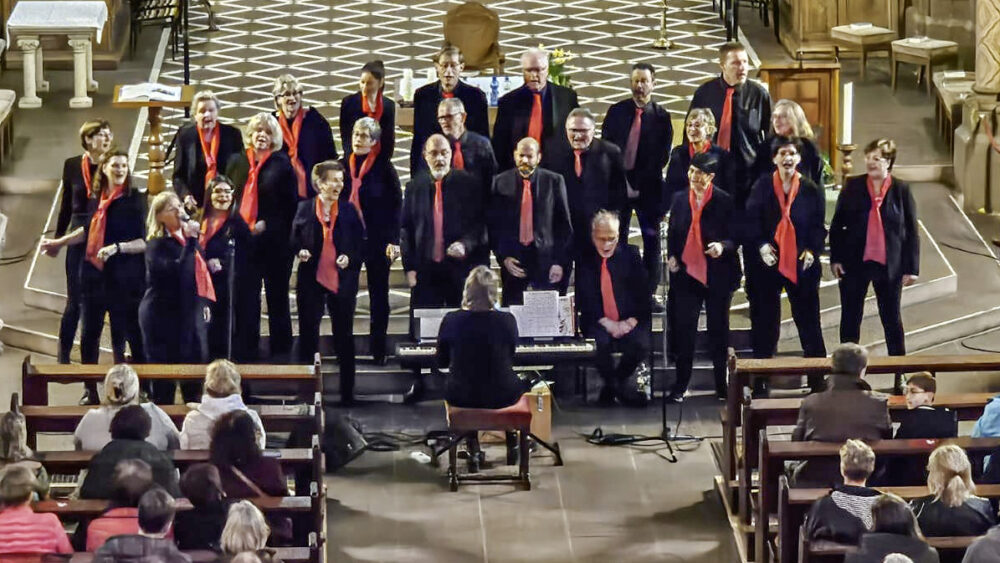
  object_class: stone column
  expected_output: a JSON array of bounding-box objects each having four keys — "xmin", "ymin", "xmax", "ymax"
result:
[
  {"xmin": 34, "ymin": 41, "xmax": 48, "ymax": 93},
  {"xmin": 68, "ymin": 36, "xmax": 93, "ymax": 108},
  {"xmin": 16, "ymin": 37, "xmax": 41, "ymax": 108},
  {"xmin": 86, "ymin": 40, "xmax": 98, "ymax": 92}
]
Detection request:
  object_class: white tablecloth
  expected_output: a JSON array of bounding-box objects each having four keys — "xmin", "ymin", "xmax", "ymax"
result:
[{"xmin": 6, "ymin": 1, "xmax": 109, "ymax": 47}]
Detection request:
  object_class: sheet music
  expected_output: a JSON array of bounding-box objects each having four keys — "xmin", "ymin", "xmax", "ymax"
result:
[
  {"xmin": 413, "ymin": 308, "xmax": 457, "ymax": 340},
  {"xmin": 509, "ymin": 291, "xmax": 560, "ymax": 337},
  {"xmin": 557, "ymin": 295, "xmax": 575, "ymax": 337},
  {"xmin": 118, "ymin": 83, "xmax": 182, "ymax": 102}
]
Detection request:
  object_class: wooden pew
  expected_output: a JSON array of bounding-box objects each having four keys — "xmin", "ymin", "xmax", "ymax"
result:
[
  {"xmin": 777, "ymin": 475, "xmax": 1000, "ymax": 563},
  {"xmin": 800, "ymin": 529, "xmax": 978, "ymax": 562},
  {"xmin": 0, "ymin": 547, "xmax": 318, "ymax": 563},
  {"xmin": 33, "ymin": 495, "xmax": 312, "ymax": 515},
  {"xmin": 21, "ymin": 355, "xmax": 323, "ymax": 406},
  {"xmin": 756, "ymin": 434, "xmax": 1000, "ymax": 563}
]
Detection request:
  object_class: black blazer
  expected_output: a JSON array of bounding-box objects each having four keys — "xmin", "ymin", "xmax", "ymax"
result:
[
  {"xmin": 489, "ymin": 167, "xmax": 573, "ymax": 271},
  {"xmin": 755, "ymin": 136, "xmax": 825, "ymax": 187},
  {"xmin": 437, "ymin": 310, "xmax": 524, "ymax": 410},
  {"xmin": 57, "ymin": 155, "xmax": 99, "ymax": 237},
  {"xmin": 411, "ymin": 80, "xmax": 489, "ymax": 174},
  {"xmin": 339, "ymin": 92, "xmax": 396, "ymax": 164},
  {"xmin": 666, "ymin": 187, "xmax": 742, "ymax": 292},
  {"xmin": 172, "ymin": 123, "xmax": 244, "ymax": 207},
  {"xmin": 830, "ymin": 175, "xmax": 919, "ymax": 281},
  {"xmin": 845, "ymin": 533, "xmax": 939, "ymax": 563},
  {"xmin": 79, "ymin": 188, "xmax": 147, "ymax": 298},
  {"xmin": 290, "ymin": 198, "xmax": 364, "ymax": 297},
  {"xmin": 689, "ymin": 76, "xmax": 772, "ymax": 183},
  {"xmin": 663, "ymin": 144, "xmax": 733, "ymax": 215},
  {"xmin": 225, "ymin": 151, "xmax": 298, "ymax": 254},
  {"xmin": 271, "ymin": 107, "xmax": 338, "ymax": 199},
  {"xmin": 339, "ymin": 156, "xmax": 402, "ymax": 244},
  {"xmin": 745, "ymin": 172, "xmax": 827, "ymax": 282},
  {"xmin": 575, "ymin": 243, "xmax": 651, "ymax": 337},
  {"xmin": 139, "ymin": 236, "xmax": 208, "ymax": 363},
  {"xmin": 492, "ymin": 83, "xmax": 579, "ymax": 171},
  {"xmin": 601, "ymin": 99, "xmax": 672, "ymax": 212},
  {"xmin": 547, "ymin": 138, "xmax": 628, "ymax": 250},
  {"xmin": 911, "ymin": 496, "xmax": 997, "ymax": 538},
  {"xmin": 413, "ymin": 131, "xmax": 497, "ymax": 204},
  {"xmin": 400, "ymin": 170, "xmax": 485, "ymax": 273}
]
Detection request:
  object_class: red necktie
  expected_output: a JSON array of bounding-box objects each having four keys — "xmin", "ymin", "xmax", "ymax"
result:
[
  {"xmin": 772, "ymin": 171, "xmax": 800, "ymax": 284},
  {"xmin": 717, "ymin": 87, "xmax": 734, "ymax": 150},
  {"xmin": 573, "ymin": 150, "xmax": 583, "ymax": 177},
  {"xmin": 600, "ymin": 257, "xmax": 620, "ymax": 322},
  {"xmin": 197, "ymin": 126, "xmax": 220, "ymax": 202},
  {"xmin": 348, "ymin": 150, "xmax": 376, "ymax": 228},
  {"xmin": 623, "ymin": 107, "xmax": 643, "ymax": 170},
  {"xmin": 316, "ymin": 198, "xmax": 341, "ymax": 293},
  {"xmin": 681, "ymin": 185, "xmax": 714, "ymax": 286},
  {"xmin": 172, "ymin": 231, "xmax": 216, "ymax": 301},
  {"xmin": 278, "ymin": 109, "xmax": 307, "ymax": 199},
  {"xmin": 863, "ymin": 175, "xmax": 892, "ymax": 265},
  {"xmin": 528, "ymin": 93, "xmax": 543, "ymax": 143},
  {"xmin": 432, "ymin": 179, "xmax": 445, "ymax": 262},
  {"xmin": 519, "ymin": 178, "xmax": 533, "ymax": 245},
  {"xmin": 442, "ymin": 91, "xmax": 455, "ymax": 99},
  {"xmin": 85, "ymin": 184, "xmax": 125, "ymax": 270},
  {"xmin": 238, "ymin": 149, "xmax": 272, "ymax": 231},
  {"xmin": 452, "ymin": 141, "xmax": 465, "ymax": 170}
]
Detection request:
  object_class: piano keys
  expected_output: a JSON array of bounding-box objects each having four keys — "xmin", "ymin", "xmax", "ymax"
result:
[{"xmin": 395, "ymin": 338, "xmax": 597, "ymax": 370}]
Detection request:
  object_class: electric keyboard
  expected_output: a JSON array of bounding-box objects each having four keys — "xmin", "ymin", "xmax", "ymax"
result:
[{"xmin": 395, "ymin": 338, "xmax": 597, "ymax": 369}]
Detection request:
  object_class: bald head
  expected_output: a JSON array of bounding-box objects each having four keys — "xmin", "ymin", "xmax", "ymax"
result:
[
  {"xmin": 424, "ymin": 134, "xmax": 452, "ymax": 180},
  {"xmin": 515, "ymin": 137, "xmax": 540, "ymax": 178}
]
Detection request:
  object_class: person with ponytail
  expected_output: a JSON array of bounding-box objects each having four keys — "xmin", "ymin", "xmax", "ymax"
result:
[
  {"xmin": 139, "ymin": 192, "xmax": 214, "ymax": 404},
  {"xmin": 291, "ymin": 160, "xmax": 363, "ymax": 404},
  {"xmin": 910, "ymin": 444, "xmax": 995, "ymax": 541},
  {"xmin": 73, "ymin": 364, "xmax": 179, "ymax": 450},
  {"xmin": 226, "ymin": 113, "xmax": 298, "ymax": 360},
  {"xmin": 339, "ymin": 59, "xmax": 395, "ymax": 164}
]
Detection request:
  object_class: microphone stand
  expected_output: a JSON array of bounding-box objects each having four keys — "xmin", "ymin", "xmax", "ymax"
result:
[
  {"xmin": 658, "ymin": 219, "xmax": 671, "ymax": 439},
  {"xmin": 225, "ymin": 234, "xmax": 236, "ymax": 360}
]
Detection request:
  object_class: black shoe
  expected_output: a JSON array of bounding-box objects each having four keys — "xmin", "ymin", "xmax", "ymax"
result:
[
  {"xmin": 372, "ymin": 354, "xmax": 388, "ymax": 366},
  {"xmin": 467, "ymin": 450, "xmax": 484, "ymax": 473},
  {"xmin": 665, "ymin": 391, "xmax": 684, "ymax": 404},
  {"xmin": 402, "ymin": 380, "xmax": 425, "ymax": 404},
  {"xmin": 597, "ymin": 386, "xmax": 617, "ymax": 406},
  {"xmin": 79, "ymin": 389, "xmax": 99, "ymax": 406}
]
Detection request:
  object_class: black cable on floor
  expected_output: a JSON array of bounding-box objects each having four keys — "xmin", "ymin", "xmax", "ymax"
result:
[{"xmin": 938, "ymin": 241, "xmax": 1000, "ymax": 261}]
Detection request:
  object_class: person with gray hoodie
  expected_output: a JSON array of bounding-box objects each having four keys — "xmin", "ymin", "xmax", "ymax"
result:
[
  {"xmin": 962, "ymin": 525, "xmax": 1000, "ymax": 562},
  {"xmin": 179, "ymin": 359, "xmax": 265, "ymax": 450}
]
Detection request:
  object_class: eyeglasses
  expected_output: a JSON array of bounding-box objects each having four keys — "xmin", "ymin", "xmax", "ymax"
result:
[
  {"xmin": 437, "ymin": 113, "xmax": 463, "ymax": 122},
  {"xmin": 777, "ymin": 149, "xmax": 799, "ymax": 157},
  {"xmin": 278, "ymin": 91, "xmax": 302, "ymax": 98}
]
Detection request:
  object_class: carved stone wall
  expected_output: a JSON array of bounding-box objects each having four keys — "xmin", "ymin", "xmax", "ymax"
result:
[{"xmin": 976, "ymin": 0, "xmax": 1000, "ymax": 95}]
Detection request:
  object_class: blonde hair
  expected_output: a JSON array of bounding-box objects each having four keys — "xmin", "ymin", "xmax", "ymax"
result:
[
  {"xmin": 146, "ymin": 191, "xmax": 181, "ymax": 240},
  {"xmin": 205, "ymin": 359, "xmax": 241, "ymax": 397},
  {"xmin": 104, "ymin": 364, "xmax": 140, "ymax": 406},
  {"xmin": 927, "ymin": 444, "xmax": 976, "ymax": 508},
  {"xmin": 191, "ymin": 90, "xmax": 222, "ymax": 117},
  {"xmin": 271, "ymin": 73, "xmax": 302, "ymax": 98},
  {"xmin": 462, "ymin": 266, "xmax": 498, "ymax": 311},
  {"xmin": 685, "ymin": 108, "xmax": 717, "ymax": 137},
  {"xmin": 220, "ymin": 500, "xmax": 270, "ymax": 553},
  {"xmin": 772, "ymin": 99, "xmax": 815, "ymax": 139},
  {"xmin": 242, "ymin": 113, "xmax": 284, "ymax": 151},
  {"xmin": 839, "ymin": 439, "xmax": 875, "ymax": 482}
]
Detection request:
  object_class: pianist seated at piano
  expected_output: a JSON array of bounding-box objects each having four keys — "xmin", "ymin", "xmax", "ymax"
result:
[
  {"xmin": 575, "ymin": 210, "xmax": 651, "ymax": 407},
  {"xmin": 74, "ymin": 364, "xmax": 180, "ymax": 451}
]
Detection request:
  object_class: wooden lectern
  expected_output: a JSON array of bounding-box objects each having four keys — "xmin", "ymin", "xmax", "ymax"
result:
[{"xmin": 112, "ymin": 84, "xmax": 194, "ymax": 195}]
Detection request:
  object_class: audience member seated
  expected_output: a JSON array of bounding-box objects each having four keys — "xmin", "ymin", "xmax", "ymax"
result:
[
  {"xmin": 805, "ymin": 440, "xmax": 881, "ymax": 545},
  {"xmin": 174, "ymin": 463, "xmax": 229, "ymax": 550},
  {"xmin": 80, "ymin": 405, "xmax": 181, "ymax": 498},
  {"xmin": 962, "ymin": 521, "xmax": 1000, "ymax": 562},
  {"xmin": 972, "ymin": 390, "xmax": 1000, "ymax": 439},
  {"xmin": 219, "ymin": 500, "xmax": 284, "ymax": 563},
  {"xmin": 0, "ymin": 465, "xmax": 72, "ymax": 554},
  {"xmin": 896, "ymin": 373, "xmax": 957, "ymax": 439},
  {"xmin": 846, "ymin": 494, "xmax": 940, "ymax": 563},
  {"xmin": 82, "ymin": 459, "xmax": 157, "ymax": 550},
  {"xmin": 0, "ymin": 402, "xmax": 49, "ymax": 498},
  {"xmin": 74, "ymin": 364, "xmax": 181, "ymax": 451},
  {"xmin": 910, "ymin": 445, "xmax": 995, "ymax": 546},
  {"xmin": 180, "ymin": 359, "xmax": 266, "ymax": 450},
  {"xmin": 93, "ymin": 487, "xmax": 191, "ymax": 563},
  {"xmin": 792, "ymin": 343, "xmax": 892, "ymax": 487}
]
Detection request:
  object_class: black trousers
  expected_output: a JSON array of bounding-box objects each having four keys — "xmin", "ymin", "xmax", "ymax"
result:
[
  {"xmin": 669, "ymin": 271, "xmax": 732, "ymax": 396},
  {"xmin": 361, "ymin": 238, "xmax": 391, "ymax": 360},
  {"xmin": 58, "ymin": 244, "xmax": 84, "ymax": 364},
  {"xmin": 499, "ymin": 245, "xmax": 560, "ymax": 306},
  {"xmin": 593, "ymin": 324, "xmax": 651, "ymax": 387},
  {"xmin": 246, "ymin": 248, "xmax": 294, "ymax": 358},
  {"xmin": 621, "ymin": 201, "xmax": 663, "ymax": 295},
  {"xmin": 80, "ymin": 283, "xmax": 144, "ymax": 366},
  {"xmin": 410, "ymin": 262, "xmax": 465, "ymax": 310},
  {"xmin": 297, "ymin": 278, "xmax": 357, "ymax": 398},
  {"xmin": 838, "ymin": 262, "xmax": 905, "ymax": 355}
]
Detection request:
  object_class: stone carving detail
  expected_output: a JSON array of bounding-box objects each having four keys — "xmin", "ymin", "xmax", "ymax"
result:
[{"xmin": 976, "ymin": 0, "xmax": 1000, "ymax": 94}]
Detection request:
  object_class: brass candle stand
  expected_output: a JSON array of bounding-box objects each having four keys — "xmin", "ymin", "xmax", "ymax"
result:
[
  {"xmin": 835, "ymin": 143, "xmax": 857, "ymax": 189},
  {"xmin": 651, "ymin": 0, "xmax": 676, "ymax": 49}
]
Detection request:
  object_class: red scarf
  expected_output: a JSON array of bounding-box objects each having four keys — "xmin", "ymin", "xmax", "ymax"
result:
[
  {"xmin": 238, "ymin": 149, "xmax": 272, "ymax": 231},
  {"xmin": 278, "ymin": 109, "xmax": 307, "ymax": 199},
  {"xmin": 863, "ymin": 175, "xmax": 892, "ymax": 265},
  {"xmin": 197, "ymin": 125, "xmax": 220, "ymax": 199},
  {"xmin": 199, "ymin": 212, "xmax": 226, "ymax": 249},
  {"xmin": 688, "ymin": 140, "xmax": 712, "ymax": 159},
  {"xmin": 80, "ymin": 154, "xmax": 94, "ymax": 196},
  {"xmin": 680, "ymin": 184, "xmax": 714, "ymax": 286},
  {"xmin": 362, "ymin": 91, "xmax": 384, "ymax": 121},
  {"xmin": 348, "ymin": 150, "xmax": 376, "ymax": 228},
  {"xmin": 772, "ymin": 171, "xmax": 801, "ymax": 284},
  {"xmin": 315, "ymin": 197, "xmax": 340, "ymax": 293},
  {"xmin": 85, "ymin": 184, "xmax": 125, "ymax": 270},
  {"xmin": 172, "ymin": 231, "xmax": 216, "ymax": 302}
]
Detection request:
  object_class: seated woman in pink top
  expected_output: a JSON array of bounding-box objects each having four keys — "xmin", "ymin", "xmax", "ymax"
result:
[
  {"xmin": 0, "ymin": 465, "xmax": 72, "ymax": 554},
  {"xmin": 83, "ymin": 458, "xmax": 157, "ymax": 551}
]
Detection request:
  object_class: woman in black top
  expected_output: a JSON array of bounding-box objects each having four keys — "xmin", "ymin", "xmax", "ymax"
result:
[
  {"xmin": 910, "ymin": 445, "xmax": 996, "ymax": 552},
  {"xmin": 226, "ymin": 113, "xmax": 298, "ymax": 360},
  {"xmin": 437, "ymin": 266, "xmax": 525, "ymax": 410},
  {"xmin": 848, "ymin": 494, "xmax": 939, "ymax": 563},
  {"xmin": 753, "ymin": 99, "xmax": 826, "ymax": 186},
  {"xmin": 663, "ymin": 107, "xmax": 732, "ymax": 213},
  {"xmin": 41, "ymin": 120, "xmax": 114, "ymax": 370},
  {"xmin": 171, "ymin": 90, "xmax": 244, "ymax": 211},
  {"xmin": 340, "ymin": 117, "xmax": 402, "ymax": 364},
  {"xmin": 291, "ymin": 160, "xmax": 364, "ymax": 403},
  {"xmin": 199, "ymin": 176, "xmax": 252, "ymax": 361},
  {"xmin": 271, "ymin": 74, "xmax": 338, "ymax": 200},
  {"xmin": 139, "ymin": 191, "xmax": 213, "ymax": 404},
  {"xmin": 339, "ymin": 60, "xmax": 395, "ymax": 164}
]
